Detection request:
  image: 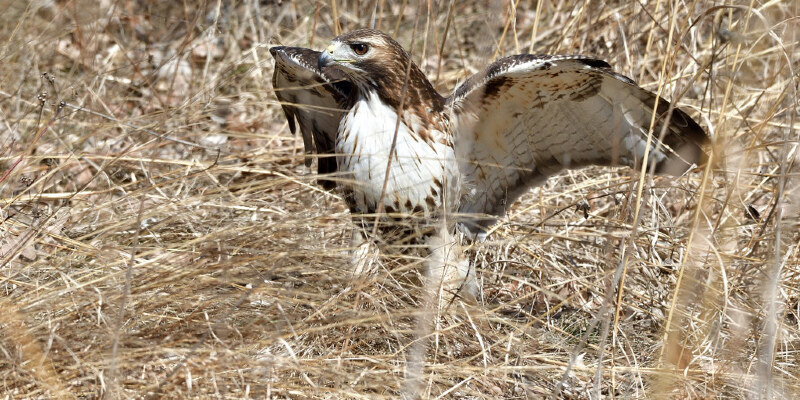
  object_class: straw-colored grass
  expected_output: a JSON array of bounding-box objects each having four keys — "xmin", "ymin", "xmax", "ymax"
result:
[{"xmin": 1, "ymin": 0, "xmax": 797, "ymax": 398}]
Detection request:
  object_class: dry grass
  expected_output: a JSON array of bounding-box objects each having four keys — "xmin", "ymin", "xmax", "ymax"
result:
[{"xmin": 1, "ymin": 0, "xmax": 798, "ymax": 398}]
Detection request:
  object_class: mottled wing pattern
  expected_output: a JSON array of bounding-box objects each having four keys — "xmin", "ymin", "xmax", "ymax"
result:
[
  {"xmin": 270, "ymin": 46, "xmax": 353, "ymax": 189},
  {"xmin": 447, "ymin": 55, "xmax": 708, "ymax": 236}
]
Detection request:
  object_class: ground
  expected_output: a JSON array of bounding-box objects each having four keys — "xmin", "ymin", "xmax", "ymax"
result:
[{"xmin": 0, "ymin": 1, "xmax": 798, "ymax": 398}]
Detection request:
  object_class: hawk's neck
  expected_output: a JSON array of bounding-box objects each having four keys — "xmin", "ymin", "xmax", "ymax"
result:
[{"xmin": 354, "ymin": 60, "xmax": 445, "ymax": 119}]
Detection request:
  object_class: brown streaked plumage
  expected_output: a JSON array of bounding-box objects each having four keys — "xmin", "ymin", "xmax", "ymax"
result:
[
  {"xmin": 270, "ymin": 29, "xmax": 709, "ymax": 303},
  {"xmin": 269, "ymin": 46, "xmax": 351, "ymax": 189}
]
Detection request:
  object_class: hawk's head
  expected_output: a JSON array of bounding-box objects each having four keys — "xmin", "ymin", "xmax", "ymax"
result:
[
  {"xmin": 317, "ymin": 29, "xmax": 444, "ymax": 113},
  {"xmin": 317, "ymin": 29, "xmax": 404, "ymax": 77}
]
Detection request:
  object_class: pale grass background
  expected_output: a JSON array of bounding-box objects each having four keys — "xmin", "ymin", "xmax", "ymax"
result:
[{"xmin": 0, "ymin": 0, "xmax": 798, "ymax": 398}]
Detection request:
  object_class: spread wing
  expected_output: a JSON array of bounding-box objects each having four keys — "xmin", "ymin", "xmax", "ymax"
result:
[
  {"xmin": 270, "ymin": 46, "xmax": 353, "ymax": 189},
  {"xmin": 447, "ymin": 55, "xmax": 708, "ymax": 237}
]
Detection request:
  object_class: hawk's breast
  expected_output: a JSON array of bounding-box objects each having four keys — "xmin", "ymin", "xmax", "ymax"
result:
[{"xmin": 336, "ymin": 91, "xmax": 459, "ymax": 217}]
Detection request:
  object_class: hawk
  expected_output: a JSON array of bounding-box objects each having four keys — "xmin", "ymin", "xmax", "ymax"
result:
[{"xmin": 270, "ymin": 29, "xmax": 708, "ymax": 303}]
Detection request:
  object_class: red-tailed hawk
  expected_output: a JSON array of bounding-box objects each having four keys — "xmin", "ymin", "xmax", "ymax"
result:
[{"xmin": 270, "ymin": 29, "xmax": 708, "ymax": 303}]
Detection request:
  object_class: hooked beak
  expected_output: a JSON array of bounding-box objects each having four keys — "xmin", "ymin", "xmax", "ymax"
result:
[{"xmin": 318, "ymin": 50, "xmax": 334, "ymax": 70}]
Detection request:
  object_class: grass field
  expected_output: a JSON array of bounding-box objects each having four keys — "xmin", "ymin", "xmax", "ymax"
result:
[{"xmin": 1, "ymin": 0, "xmax": 798, "ymax": 398}]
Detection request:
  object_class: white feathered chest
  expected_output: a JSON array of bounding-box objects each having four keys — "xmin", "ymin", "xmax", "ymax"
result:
[{"xmin": 336, "ymin": 91, "xmax": 459, "ymax": 217}]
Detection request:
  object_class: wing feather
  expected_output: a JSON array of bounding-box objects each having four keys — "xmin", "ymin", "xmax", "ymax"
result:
[
  {"xmin": 447, "ymin": 55, "xmax": 708, "ymax": 236},
  {"xmin": 270, "ymin": 46, "xmax": 353, "ymax": 189}
]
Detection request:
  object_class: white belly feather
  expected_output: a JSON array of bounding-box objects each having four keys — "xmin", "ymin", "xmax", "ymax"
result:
[{"xmin": 337, "ymin": 92, "xmax": 458, "ymax": 216}]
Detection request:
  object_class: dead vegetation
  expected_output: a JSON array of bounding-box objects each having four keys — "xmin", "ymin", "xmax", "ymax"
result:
[{"xmin": 1, "ymin": 0, "xmax": 798, "ymax": 398}]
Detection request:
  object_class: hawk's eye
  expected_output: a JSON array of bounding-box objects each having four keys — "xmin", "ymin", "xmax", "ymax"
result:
[{"xmin": 350, "ymin": 43, "xmax": 369, "ymax": 55}]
